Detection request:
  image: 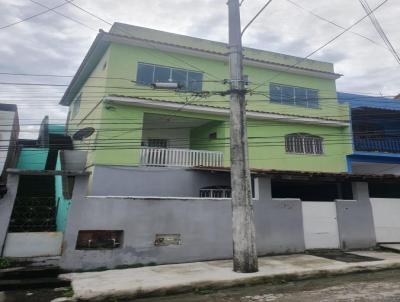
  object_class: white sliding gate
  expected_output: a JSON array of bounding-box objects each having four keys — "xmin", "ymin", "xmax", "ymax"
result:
[
  {"xmin": 371, "ymin": 198, "xmax": 400, "ymax": 243},
  {"xmin": 302, "ymin": 202, "xmax": 340, "ymax": 249}
]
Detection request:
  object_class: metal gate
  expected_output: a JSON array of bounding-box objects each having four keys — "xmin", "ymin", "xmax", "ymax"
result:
[
  {"xmin": 302, "ymin": 202, "xmax": 340, "ymax": 249},
  {"xmin": 371, "ymin": 198, "xmax": 400, "ymax": 243}
]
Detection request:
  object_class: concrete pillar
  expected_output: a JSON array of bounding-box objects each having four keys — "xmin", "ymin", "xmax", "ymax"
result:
[
  {"xmin": 254, "ymin": 177, "xmax": 305, "ymax": 255},
  {"xmin": 0, "ymin": 174, "xmax": 19, "ymax": 256},
  {"xmin": 335, "ymin": 182, "xmax": 376, "ymax": 250},
  {"xmin": 60, "ymin": 174, "xmax": 90, "ymax": 267}
]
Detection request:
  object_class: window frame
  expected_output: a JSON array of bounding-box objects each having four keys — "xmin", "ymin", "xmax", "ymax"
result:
[
  {"xmin": 136, "ymin": 62, "xmax": 203, "ymax": 92},
  {"xmin": 71, "ymin": 93, "xmax": 82, "ymax": 118},
  {"xmin": 269, "ymin": 83, "xmax": 320, "ymax": 109},
  {"xmin": 285, "ymin": 133, "xmax": 324, "ymax": 155}
]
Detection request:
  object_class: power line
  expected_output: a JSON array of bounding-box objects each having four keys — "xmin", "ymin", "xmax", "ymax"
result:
[
  {"xmin": 359, "ymin": 0, "xmax": 400, "ymax": 64},
  {"xmin": 241, "ymin": 0, "xmax": 274, "ymax": 36},
  {"xmin": 0, "ymin": 0, "xmax": 73, "ymax": 30},
  {"xmin": 285, "ymin": 0, "xmax": 387, "ymax": 50},
  {"xmin": 62, "ymin": 1, "xmax": 224, "ymax": 82},
  {"xmin": 29, "ymin": 0, "xmax": 97, "ymax": 31},
  {"xmin": 249, "ymin": 0, "xmax": 390, "ymax": 93},
  {"xmin": 64, "ymin": 0, "xmax": 112, "ymax": 26}
]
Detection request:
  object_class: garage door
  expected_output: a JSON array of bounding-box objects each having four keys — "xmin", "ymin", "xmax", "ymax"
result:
[
  {"xmin": 371, "ymin": 198, "xmax": 400, "ymax": 243},
  {"xmin": 302, "ymin": 202, "xmax": 340, "ymax": 249}
]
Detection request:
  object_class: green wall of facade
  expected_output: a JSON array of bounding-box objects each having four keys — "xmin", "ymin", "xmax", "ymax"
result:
[
  {"xmin": 85, "ymin": 103, "xmax": 351, "ymax": 172},
  {"xmin": 65, "ymin": 41, "xmax": 352, "ymax": 172},
  {"xmin": 104, "ymin": 43, "xmax": 348, "ymax": 121}
]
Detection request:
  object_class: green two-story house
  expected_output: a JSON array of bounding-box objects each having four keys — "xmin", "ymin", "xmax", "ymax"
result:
[
  {"xmin": 56, "ymin": 23, "xmax": 372, "ymax": 270},
  {"xmin": 60, "ymin": 23, "xmax": 351, "ymax": 180}
]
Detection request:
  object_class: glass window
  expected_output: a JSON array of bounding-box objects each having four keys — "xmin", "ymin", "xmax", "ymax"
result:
[
  {"xmin": 188, "ymin": 71, "xmax": 203, "ymax": 92},
  {"xmin": 172, "ymin": 69, "xmax": 187, "ymax": 89},
  {"xmin": 295, "ymin": 87, "xmax": 307, "ymax": 107},
  {"xmin": 137, "ymin": 63, "xmax": 203, "ymax": 92},
  {"xmin": 307, "ymin": 89, "xmax": 319, "ymax": 108},
  {"xmin": 154, "ymin": 66, "xmax": 170, "ymax": 83},
  {"xmin": 270, "ymin": 84, "xmax": 282, "ymax": 103},
  {"xmin": 137, "ymin": 63, "xmax": 154, "ymax": 85},
  {"xmin": 282, "ymin": 86, "xmax": 295, "ymax": 105},
  {"xmin": 269, "ymin": 83, "xmax": 319, "ymax": 108}
]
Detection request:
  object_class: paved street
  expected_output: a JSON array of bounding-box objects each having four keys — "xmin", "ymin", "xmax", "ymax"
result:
[
  {"xmin": 2, "ymin": 269, "xmax": 400, "ymax": 301},
  {"xmin": 132, "ymin": 269, "xmax": 400, "ymax": 302}
]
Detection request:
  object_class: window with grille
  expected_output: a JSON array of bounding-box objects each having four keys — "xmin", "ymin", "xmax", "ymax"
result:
[
  {"xmin": 141, "ymin": 139, "xmax": 168, "ymax": 148},
  {"xmin": 200, "ymin": 186, "xmax": 232, "ymax": 198},
  {"xmin": 285, "ymin": 133, "xmax": 324, "ymax": 155},
  {"xmin": 270, "ymin": 83, "xmax": 319, "ymax": 108},
  {"xmin": 137, "ymin": 63, "xmax": 203, "ymax": 92}
]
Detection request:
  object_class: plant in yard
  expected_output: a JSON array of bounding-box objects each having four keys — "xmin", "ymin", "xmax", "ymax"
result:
[{"xmin": 0, "ymin": 257, "xmax": 11, "ymax": 269}]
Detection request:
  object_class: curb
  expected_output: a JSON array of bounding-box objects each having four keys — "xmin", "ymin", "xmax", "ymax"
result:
[{"xmin": 66, "ymin": 260, "xmax": 400, "ymax": 301}]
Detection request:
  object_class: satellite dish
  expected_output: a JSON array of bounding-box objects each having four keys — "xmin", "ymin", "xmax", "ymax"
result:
[{"xmin": 73, "ymin": 127, "xmax": 95, "ymax": 140}]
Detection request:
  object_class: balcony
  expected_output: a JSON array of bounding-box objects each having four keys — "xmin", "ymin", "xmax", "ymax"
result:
[
  {"xmin": 354, "ymin": 136, "xmax": 400, "ymax": 154},
  {"xmin": 140, "ymin": 148, "xmax": 224, "ymax": 167}
]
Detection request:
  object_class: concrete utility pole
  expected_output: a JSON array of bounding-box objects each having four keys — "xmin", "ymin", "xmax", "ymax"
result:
[{"xmin": 227, "ymin": 0, "xmax": 258, "ymax": 273}]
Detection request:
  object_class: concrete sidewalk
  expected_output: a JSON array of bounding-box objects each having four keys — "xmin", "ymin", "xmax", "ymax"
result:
[{"xmin": 60, "ymin": 251, "xmax": 400, "ymax": 301}]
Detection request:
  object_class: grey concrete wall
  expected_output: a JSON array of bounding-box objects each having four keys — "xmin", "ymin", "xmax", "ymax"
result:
[
  {"xmin": 336, "ymin": 182, "xmax": 377, "ymax": 250},
  {"xmin": 60, "ymin": 172, "xmax": 377, "ymax": 270},
  {"xmin": 255, "ymin": 178, "xmax": 305, "ymax": 255},
  {"xmin": 62, "ymin": 150, "xmax": 87, "ymax": 171},
  {"xmin": 60, "ymin": 176, "xmax": 306, "ymax": 270},
  {"xmin": 90, "ymin": 166, "xmax": 231, "ymax": 197},
  {"xmin": 0, "ymin": 174, "xmax": 19, "ymax": 256}
]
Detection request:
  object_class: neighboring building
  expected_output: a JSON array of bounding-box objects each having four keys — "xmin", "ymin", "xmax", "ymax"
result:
[
  {"xmin": 338, "ymin": 92, "xmax": 400, "ymax": 175},
  {"xmin": 0, "ymin": 104, "xmax": 19, "ymax": 197},
  {"xmin": 60, "ymin": 23, "xmax": 352, "ymax": 176},
  {"xmin": 0, "ymin": 117, "xmax": 75, "ymax": 258}
]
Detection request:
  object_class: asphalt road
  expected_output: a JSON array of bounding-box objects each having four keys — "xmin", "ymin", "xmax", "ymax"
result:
[
  {"xmin": 133, "ymin": 269, "xmax": 400, "ymax": 302},
  {"xmin": 2, "ymin": 269, "xmax": 400, "ymax": 301}
]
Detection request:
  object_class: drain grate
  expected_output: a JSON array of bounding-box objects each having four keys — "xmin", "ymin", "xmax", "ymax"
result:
[{"xmin": 308, "ymin": 250, "xmax": 382, "ymax": 263}]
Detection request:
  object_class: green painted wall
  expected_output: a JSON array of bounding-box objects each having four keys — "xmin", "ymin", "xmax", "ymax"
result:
[
  {"xmin": 66, "ymin": 47, "xmax": 112, "ymax": 168},
  {"xmin": 65, "ymin": 42, "xmax": 352, "ymax": 172},
  {"xmin": 16, "ymin": 148, "xmax": 49, "ymax": 170},
  {"xmin": 55, "ymin": 152, "xmax": 71, "ymax": 232},
  {"xmin": 246, "ymin": 120, "xmax": 350, "ymax": 172},
  {"xmin": 88, "ymin": 103, "xmax": 351, "ymax": 172},
  {"xmin": 104, "ymin": 43, "xmax": 348, "ymax": 121},
  {"xmin": 190, "ymin": 121, "xmax": 230, "ymax": 166}
]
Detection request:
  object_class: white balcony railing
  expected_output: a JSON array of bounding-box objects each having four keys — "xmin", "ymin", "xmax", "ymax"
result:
[{"xmin": 140, "ymin": 148, "xmax": 224, "ymax": 167}]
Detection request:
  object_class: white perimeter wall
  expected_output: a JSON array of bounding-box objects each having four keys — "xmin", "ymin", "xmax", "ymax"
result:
[
  {"xmin": 3, "ymin": 232, "xmax": 63, "ymax": 257},
  {"xmin": 371, "ymin": 198, "xmax": 400, "ymax": 243}
]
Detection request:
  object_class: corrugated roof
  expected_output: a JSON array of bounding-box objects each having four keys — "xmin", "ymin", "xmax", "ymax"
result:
[{"xmin": 337, "ymin": 92, "xmax": 400, "ymax": 111}]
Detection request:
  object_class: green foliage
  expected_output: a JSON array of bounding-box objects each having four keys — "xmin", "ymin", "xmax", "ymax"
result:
[{"xmin": 0, "ymin": 257, "xmax": 11, "ymax": 269}]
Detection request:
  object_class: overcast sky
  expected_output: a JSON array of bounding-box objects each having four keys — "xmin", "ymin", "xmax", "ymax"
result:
[{"xmin": 0, "ymin": 0, "xmax": 399, "ymax": 138}]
